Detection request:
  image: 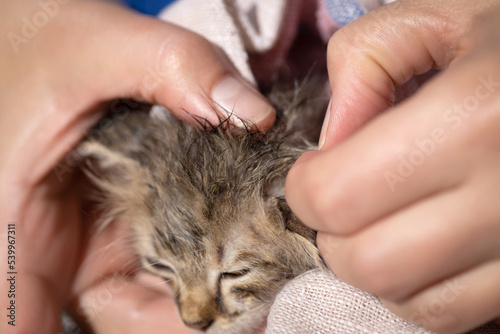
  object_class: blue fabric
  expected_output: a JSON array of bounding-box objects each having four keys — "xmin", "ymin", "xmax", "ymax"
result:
[
  {"xmin": 323, "ymin": 0, "xmax": 366, "ymax": 26},
  {"xmin": 121, "ymin": 0, "xmax": 177, "ymax": 16}
]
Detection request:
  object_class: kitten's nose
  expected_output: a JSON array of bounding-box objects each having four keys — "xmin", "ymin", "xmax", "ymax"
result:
[{"xmin": 183, "ymin": 319, "xmax": 214, "ymax": 331}]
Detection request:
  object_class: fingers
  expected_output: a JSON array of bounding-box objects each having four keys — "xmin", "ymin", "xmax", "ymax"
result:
[
  {"xmin": 0, "ymin": 170, "xmax": 82, "ymax": 334},
  {"xmin": 59, "ymin": 1, "xmax": 275, "ymax": 129},
  {"xmin": 286, "ymin": 79, "xmax": 457, "ymax": 235},
  {"xmin": 317, "ymin": 175, "xmax": 500, "ymax": 302},
  {"xmin": 286, "ymin": 50, "xmax": 500, "ymax": 235},
  {"xmin": 321, "ymin": 0, "xmax": 496, "ymax": 146},
  {"xmin": 322, "ymin": 2, "xmax": 436, "ymax": 146},
  {"xmin": 384, "ymin": 261, "xmax": 500, "ymax": 333},
  {"xmin": 76, "ymin": 273, "xmax": 193, "ymax": 334},
  {"xmin": 0, "ymin": 274, "xmax": 61, "ymax": 334}
]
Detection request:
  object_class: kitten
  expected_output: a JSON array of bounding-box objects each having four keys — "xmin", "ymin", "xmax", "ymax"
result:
[{"xmin": 79, "ymin": 79, "xmax": 328, "ymax": 334}]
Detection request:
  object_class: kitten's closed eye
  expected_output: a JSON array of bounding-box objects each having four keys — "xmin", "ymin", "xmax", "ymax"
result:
[
  {"xmin": 146, "ymin": 257, "xmax": 175, "ymax": 273},
  {"xmin": 146, "ymin": 184, "xmax": 158, "ymax": 193},
  {"xmin": 221, "ymin": 269, "xmax": 251, "ymax": 279}
]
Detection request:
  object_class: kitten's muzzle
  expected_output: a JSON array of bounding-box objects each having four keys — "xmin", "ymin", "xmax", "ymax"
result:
[{"xmin": 183, "ymin": 318, "xmax": 214, "ymax": 331}]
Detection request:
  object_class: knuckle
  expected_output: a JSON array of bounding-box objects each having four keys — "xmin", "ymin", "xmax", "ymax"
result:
[
  {"xmin": 286, "ymin": 156, "xmax": 331, "ymax": 228},
  {"xmin": 302, "ymin": 166, "xmax": 342, "ymax": 230},
  {"xmin": 327, "ymin": 29, "xmax": 351, "ymax": 62},
  {"xmin": 309, "ymin": 185, "xmax": 336, "ymax": 227},
  {"xmin": 286, "ymin": 155, "xmax": 366, "ymax": 235},
  {"xmin": 426, "ymin": 319, "xmax": 462, "ymax": 334},
  {"xmin": 313, "ymin": 181, "xmax": 364, "ymax": 235},
  {"xmin": 155, "ymin": 30, "xmax": 215, "ymax": 76},
  {"xmin": 347, "ymin": 241, "xmax": 399, "ymax": 298},
  {"xmin": 407, "ymin": 302, "xmax": 462, "ymax": 334},
  {"xmin": 327, "ymin": 20, "xmax": 371, "ymax": 64}
]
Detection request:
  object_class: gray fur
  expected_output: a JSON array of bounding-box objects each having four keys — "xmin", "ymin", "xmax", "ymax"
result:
[{"xmin": 78, "ymin": 79, "xmax": 328, "ymax": 333}]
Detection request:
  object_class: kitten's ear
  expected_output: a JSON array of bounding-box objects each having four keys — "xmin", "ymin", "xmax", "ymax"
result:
[
  {"xmin": 78, "ymin": 141, "xmax": 144, "ymax": 185},
  {"xmin": 263, "ymin": 178, "xmax": 311, "ymax": 239},
  {"xmin": 276, "ymin": 198, "xmax": 316, "ymax": 244},
  {"xmin": 263, "ymin": 176, "xmax": 286, "ymax": 199},
  {"xmin": 273, "ymin": 197, "xmax": 325, "ymax": 269},
  {"xmin": 78, "ymin": 141, "xmax": 153, "ymax": 225}
]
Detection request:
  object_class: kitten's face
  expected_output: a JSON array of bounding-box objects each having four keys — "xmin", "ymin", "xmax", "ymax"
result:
[{"xmin": 131, "ymin": 187, "xmax": 322, "ymax": 334}]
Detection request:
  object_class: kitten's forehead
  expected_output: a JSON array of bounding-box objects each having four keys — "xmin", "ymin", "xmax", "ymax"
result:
[
  {"xmin": 209, "ymin": 204, "xmax": 284, "ymax": 264},
  {"xmin": 207, "ymin": 197, "xmax": 273, "ymax": 237},
  {"xmin": 143, "ymin": 167, "xmax": 290, "ymax": 269}
]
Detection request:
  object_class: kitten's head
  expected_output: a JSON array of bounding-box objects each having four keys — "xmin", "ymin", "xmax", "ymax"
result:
[{"xmin": 79, "ymin": 94, "xmax": 325, "ymax": 333}]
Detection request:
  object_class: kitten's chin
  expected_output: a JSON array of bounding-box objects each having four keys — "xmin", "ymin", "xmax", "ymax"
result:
[
  {"xmin": 252, "ymin": 320, "xmax": 267, "ymax": 334},
  {"xmin": 207, "ymin": 312, "xmax": 268, "ymax": 334}
]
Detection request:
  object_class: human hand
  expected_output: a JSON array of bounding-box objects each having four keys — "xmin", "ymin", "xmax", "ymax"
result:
[
  {"xmin": 286, "ymin": 1, "xmax": 500, "ymax": 333},
  {"xmin": 0, "ymin": 1, "xmax": 274, "ymax": 333}
]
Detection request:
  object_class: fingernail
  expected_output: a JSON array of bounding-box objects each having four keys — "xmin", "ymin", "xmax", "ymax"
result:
[
  {"xmin": 211, "ymin": 75, "xmax": 275, "ymax": 128},
  {"xmin": 318, "ymin": 98, "xmax": 331, "ymax": 150}
]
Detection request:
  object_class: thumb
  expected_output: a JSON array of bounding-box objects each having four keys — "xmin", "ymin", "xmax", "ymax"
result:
[
  {"xmin": 320, "ymin": 0, "xmax": 489, "ymax": 148},
  {"xmin": 65, "ymin": 1, "xmax": 276, "ymax": 129}
]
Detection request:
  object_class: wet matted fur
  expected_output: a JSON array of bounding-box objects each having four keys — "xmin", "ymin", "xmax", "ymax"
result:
[{"xmin": 79, "ymin": 79, "xmax": 328, "ymax": 334}]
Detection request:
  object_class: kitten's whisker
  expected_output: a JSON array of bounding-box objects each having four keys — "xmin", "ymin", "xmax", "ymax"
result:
[{"xmin": 174, "ymin": 275, "xmax": 195, "ymax": 299}]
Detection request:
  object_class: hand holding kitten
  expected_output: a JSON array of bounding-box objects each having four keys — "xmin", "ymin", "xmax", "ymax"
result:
[
  {"xmin": 286, "ymin": 1, "xmax": 500, "ymax": 333},
  {"xmin": 0, "ymin": 1, "xmax": 274, "ymax": 333}
]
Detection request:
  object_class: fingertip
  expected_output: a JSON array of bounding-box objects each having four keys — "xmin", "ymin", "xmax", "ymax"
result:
[
  {"xmin": 254, "ymin": 109, "xmax": 277, "ymax": 131},
  {"xmin": 286, "ymin": 150, "xmax": 322, "ymax": 194},
  {"xmin": 292, "ymin": 150, "xmax": 322, "ymax": 166},
  {"xmin": 285, "ymin": 150, "xmax": 323, "ymax": 227},
  {"xmin": 211, "ymin": 75, "xmax": 276, "ymax": 130},
  {"xmin": 325, "ymin": 79, "xmax": 393, "ymax": 147},
  {"xmin": 15, "ymin": 275, "xmax": 62, "ymax": 334}
]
